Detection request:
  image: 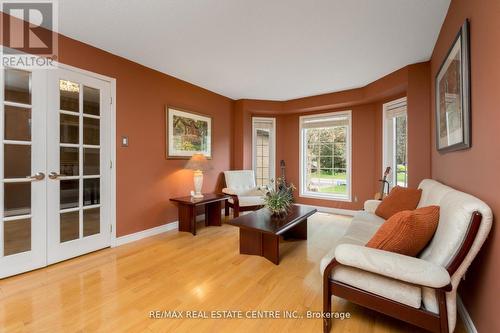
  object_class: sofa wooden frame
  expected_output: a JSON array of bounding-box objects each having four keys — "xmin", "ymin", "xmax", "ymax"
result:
[{"xmin": 322, "ymin": 211, "xmax": 482, "ymax": 333}]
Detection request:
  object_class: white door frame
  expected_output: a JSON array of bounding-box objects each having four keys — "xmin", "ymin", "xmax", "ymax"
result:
[
  {"xmin": 55, "ymin": 62, "xmax": 117, "ymax": 248},
  {"xmin": 251, "ymin": 117, "xmax": 276, "ymax": 185},
  {"xmin": 382, "ymin": 97, "xmax": 407, "ymax": 187}
]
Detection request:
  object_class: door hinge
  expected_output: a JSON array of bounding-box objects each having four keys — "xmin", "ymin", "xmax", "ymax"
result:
[
  {"xmin": 110, "ymin": 160, "xmax": 113, "ymax": 169},
  {"xmin": 110, "ymin": 97, "xmax": 113, "ymax": 105},
  {"xmin": 110, "ymin": 224, "xmax": 113, "ymax": 234}
]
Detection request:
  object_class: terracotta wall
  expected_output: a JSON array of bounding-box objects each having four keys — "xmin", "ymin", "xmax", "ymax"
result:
[
  {"xmin": 55, "ymin": 35, "xmax": 233, "ymax": 237},
  {"xmin": 234, "ymin": 63, "xmax": 431, "ymax": 210},
  {"xmin": 430, "ymin": 0, "xmax": 500, "ymax": 331}
]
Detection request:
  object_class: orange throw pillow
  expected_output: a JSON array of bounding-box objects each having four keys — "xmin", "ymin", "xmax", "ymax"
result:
[
  {"xmin": 366, "ymin": 206, "xmax": 440, "ymax": 257},
  {"xmin": 375, "ymin": 186, "xmax": 422, "ymax": 219}
]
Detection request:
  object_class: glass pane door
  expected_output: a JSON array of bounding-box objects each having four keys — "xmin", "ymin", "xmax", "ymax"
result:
[
  {"xmin": 47, "ymin": 68, "xmax": 110, "ymax": 264},
  {"xmin": 0, "ymin": 68, "xmax": 47, "ymax": 278}
]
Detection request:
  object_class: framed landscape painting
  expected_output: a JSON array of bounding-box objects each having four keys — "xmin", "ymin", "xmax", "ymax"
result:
[
  {"xmin": 166, "ymin": 107, "xmax": 212, "ymax": 159},
  {"xmin": 435, "ymin": 19, "xmax": 471, "ymax": 153}
]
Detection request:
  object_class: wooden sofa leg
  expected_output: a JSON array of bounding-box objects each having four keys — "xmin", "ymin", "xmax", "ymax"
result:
[
  {"xmin": 437, "ymin": 290, "xmax": 449, "ymax": 333},
  {"xmin": 233, "ymin": 206, "xmax": 240, "ymax": 218},
  {"xmin": 323, "ymin": 280, "xmax": 332, "ymax": 333},
  {"xmin": 224, "ymin": 203, "xmax": 230, "ymax": 217}
]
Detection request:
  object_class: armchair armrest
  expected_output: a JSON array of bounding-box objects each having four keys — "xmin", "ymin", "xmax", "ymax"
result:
[
  {"xmin": 334, "ymin": 244, "xmax": 451, "ymax": 289},
  {"xmin": 222, "ymin": 188, "xmax": 237, "ymax": 195},
  {"xmin": 364, "ymin": 200, "xmax": 381, "ymax": 214},
  {"xmin": 222, "ymin": 187, "xmax": 267, "ymax": 196}
]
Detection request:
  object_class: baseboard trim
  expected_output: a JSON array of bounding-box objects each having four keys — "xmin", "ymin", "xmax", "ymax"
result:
[
  {"xmin": 112, "ymin": 212, "xmax": 217, "ymax": 247},
  {"xmin": 113, "ymin": 221, "xmax": 179, "ymax": 247},
  {"xmin": 295, "ymin": 203, "xmax": 357, "ymax": 216},
  {"xmin": 457, "ymin": 295, "xmax": 477, "ymax": 333}
]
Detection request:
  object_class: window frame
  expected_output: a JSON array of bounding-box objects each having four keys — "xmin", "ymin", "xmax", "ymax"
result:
[
  {"xmin": 299, "ymin": 111, "xmax": 352, "ymax": 202},
  {"xmin": 251, "ymin": 117, "xmax": 276, "ymax": 187},
  {"xmin": 382, "ymin": 97, "xmax": 408, "ymax": 188}
]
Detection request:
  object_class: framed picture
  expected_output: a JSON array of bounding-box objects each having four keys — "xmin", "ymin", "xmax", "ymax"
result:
[
  {"xmin": 435, "ymin": 19, "xmax": 471, "ymax": 153},
  {"xmin": 166, "ymin": 106, "xmax": 212, "ymax": 159}
]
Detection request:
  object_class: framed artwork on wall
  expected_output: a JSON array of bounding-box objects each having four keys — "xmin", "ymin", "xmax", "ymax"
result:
[
  {"xmin": 435, "ymin": 19, "xmax": 471, "ymax": 153},
  {"xmin": 166, "ymin": 106, "xmax": 212, "ymax": 159}
]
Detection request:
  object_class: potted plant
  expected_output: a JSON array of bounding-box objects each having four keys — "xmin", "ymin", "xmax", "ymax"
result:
[{"xmin": 264, "ymin": 178, "xmax": 296, "ymax": 217}]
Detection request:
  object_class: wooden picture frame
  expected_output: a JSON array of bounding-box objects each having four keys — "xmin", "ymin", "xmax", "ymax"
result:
[
  {"xmin": 435, "ymin": 19, "xmax": 471, "ymax": 153},
  {"xmin": 166, "ymin": 106, "xmax": 212, "ymax": 159}
]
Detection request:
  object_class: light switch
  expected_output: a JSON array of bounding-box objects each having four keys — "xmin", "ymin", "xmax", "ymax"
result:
[{"xmin": 121, "ymin": 136, "xmax": 129, "ymax": 147}]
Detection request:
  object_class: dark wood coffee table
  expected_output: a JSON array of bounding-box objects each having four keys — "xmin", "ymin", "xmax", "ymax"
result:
[
  {"xmin": 227, "ymin": 205, "xmax": 317, "ymax": 264},
  {"xmin": 170, "ymin": 194, "xmax": 229, "ymax": 235}
]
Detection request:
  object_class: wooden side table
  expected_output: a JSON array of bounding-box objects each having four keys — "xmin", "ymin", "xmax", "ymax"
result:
[{"xmin": 170, "ymin": 194, "xmax": 229, "ymax": 235}]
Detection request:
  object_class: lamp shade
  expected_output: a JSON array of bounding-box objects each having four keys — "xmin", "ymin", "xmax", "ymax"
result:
[{"xmin": 184, "ymin": 153, "xmax": 212, "ymax": 171}]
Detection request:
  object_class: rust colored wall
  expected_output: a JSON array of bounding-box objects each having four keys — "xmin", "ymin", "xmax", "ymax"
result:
[
  {"xmin": 56, "ymin": 35, "xmax": 233, "ymax": 237},
  {"xmin": 430, "ymin": 0, "xmax": 500, "ymax": 331},
  {"xmin": 235, "ymin": 63, "xmax": 431, "ymax": 210}
]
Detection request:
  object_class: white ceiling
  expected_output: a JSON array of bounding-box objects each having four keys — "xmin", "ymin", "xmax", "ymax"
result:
[{"xmin": 58, "ymin": 0, "xmax": 450, "ymax": 100}]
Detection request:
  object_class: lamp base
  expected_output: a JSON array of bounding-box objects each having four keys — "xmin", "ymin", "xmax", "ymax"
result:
[{"xmin": 192, "ymin": 170, "xmax": 204, "ymax": 199}]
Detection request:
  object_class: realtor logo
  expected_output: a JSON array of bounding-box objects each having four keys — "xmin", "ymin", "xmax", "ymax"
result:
[{"xmin": 1, "ymin": 0, "xmax": 58, "ymax": 68}]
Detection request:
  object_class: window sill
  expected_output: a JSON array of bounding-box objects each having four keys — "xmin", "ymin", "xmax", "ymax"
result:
[{"xmin": 299, "ymin": 192, "xmax": 351, "ymax": 202}]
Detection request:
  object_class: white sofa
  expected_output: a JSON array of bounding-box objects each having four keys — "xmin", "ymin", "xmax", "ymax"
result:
[
  {"xmin": 222, "ymin": 170, "xmax": 267, "ymax": 217},
  {"xmin": 321, "ymin": 179, "xmax": 493, "ymax": 333}
]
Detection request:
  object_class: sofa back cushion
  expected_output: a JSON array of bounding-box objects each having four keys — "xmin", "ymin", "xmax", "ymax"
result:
[
  {"xmin": 417, "ymin": 179, "xmax": 493, "ymax": 267},
  {"xmin": 367, "ymin": 206, "xmax": 440, "ymax": 256},
  {"xmin": 375, "ymin": 186, "xmax": 422, "ymax": 219},
  {"xmin": 224, "ymin": 170, "xmax": 257, "ymax": 194}
]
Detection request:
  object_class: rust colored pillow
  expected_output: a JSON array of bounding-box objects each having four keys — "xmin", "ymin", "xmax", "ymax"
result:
[
  {"xmin": 375, "ymin": 186, "xmax": 422, "ymax": 219},
  {"xmin": 366, "ymin": 206, "xmax": 440, "ymax": 257}
]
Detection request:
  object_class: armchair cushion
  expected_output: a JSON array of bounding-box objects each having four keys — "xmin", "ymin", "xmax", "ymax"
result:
[
  {"xmin": 335, "ymin": 244, "xmax": 451, "ymax": 288},
  {"xmin": 228, "ymin": 196, "xmax": 265, "ymax": 207},
  {"xmin": 222, "ymin": 187, "xmax": 265, "ymax": 197}
]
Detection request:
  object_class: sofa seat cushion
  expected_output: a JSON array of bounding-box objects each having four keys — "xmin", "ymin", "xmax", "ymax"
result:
[
  {"xmin": 375, "ymin": 186, "xmax": 422, "ymax": 219},
  {"xmin": 228, "ymin": 196, "xmax": 265, "ymax": 207},
  {"xmin": 320, "ymin": 212, "xmax": 384, "ymax": 275},
  {"xmin": 344, "ymin": 212, "xmax": 385, "ymax": 242},
  {"xmin": 332, "ymin": 266, "xmax": 422, "ymax": 308}
]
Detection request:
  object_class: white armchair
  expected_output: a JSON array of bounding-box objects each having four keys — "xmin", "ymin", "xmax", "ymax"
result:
[
  {"xmin": 322, "ymin": 179, "xmax": 493, "ymax": 333},
  {"xmin": 222, "ymin": 170, "xmax": 267, "ymax": 217}
]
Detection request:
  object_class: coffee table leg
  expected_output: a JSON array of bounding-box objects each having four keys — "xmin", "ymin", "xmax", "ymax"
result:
[
  {"xmin": 205, "ymin": 201, "xmax": 222, "ymax": 226},
  {"xmin": 239, "ymin": 229, "xmax": 280, "ymax": 265},
  {"xmin": 239, "ymin": 229, "xmax": 261, "ymax": 256},
  {"xmin": 282, "ymin": 218, "xmax": 308, "ymax": 240},
  {"xmin": 262, "ymin": 233, "xmax": 280, "ymax": 265}
]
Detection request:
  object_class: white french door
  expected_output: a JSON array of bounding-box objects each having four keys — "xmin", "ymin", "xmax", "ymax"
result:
[
  {"xmin": 46, "ymin": 68, "xmax": 111, "ymax": 264},
  {"xmin": 0, "ymin": 66, "xmax": 113, "ymax": 278}
]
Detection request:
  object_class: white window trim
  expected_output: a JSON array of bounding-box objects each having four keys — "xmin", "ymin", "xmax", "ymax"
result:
[
  {"xmin": 252, "ymin": 117, "xmax": 276, "ymax": 186},
  {"xmin": 382, "ymin": 97, "xmax": 407, "ymax": 187},
  {"xmin": 299, "ymin": 110, "xmax": 352, "ymax": 202}
]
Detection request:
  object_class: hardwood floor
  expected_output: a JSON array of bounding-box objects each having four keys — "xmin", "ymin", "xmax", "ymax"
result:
[{"xmin": 0, "ymin": 213, "xmax": 466, "ymax": 333}]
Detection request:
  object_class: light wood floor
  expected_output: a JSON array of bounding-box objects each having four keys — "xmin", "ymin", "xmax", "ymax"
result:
[{"xmin": 0, "ymin": 213, "xmax": 466, "ymax": 333}]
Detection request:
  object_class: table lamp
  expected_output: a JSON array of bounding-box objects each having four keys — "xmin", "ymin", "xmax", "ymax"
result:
[{"xmin": 185, "ymin": 153, "xmax": 211, "ymax": 199}]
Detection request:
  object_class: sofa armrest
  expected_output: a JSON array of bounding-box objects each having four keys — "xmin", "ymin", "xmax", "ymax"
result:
[
  {"xmin": 334, "ymin": 244, "xmax": 450, "ymax": 289},
  {"xmin": 364, "ymin": 200, "xmax": 381, "ymax": 214}
]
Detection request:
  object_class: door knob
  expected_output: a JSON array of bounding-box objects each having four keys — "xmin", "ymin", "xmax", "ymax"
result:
[
  {"xmin": 49, "ymin": 172, "xmax": 63, "ymax": 179},
  {"xmin": 26, "ymin": 172, "xmax": 45, "ymax": 181}
]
